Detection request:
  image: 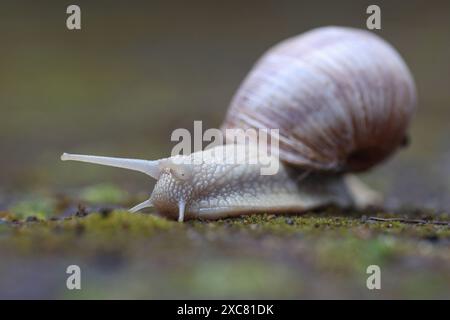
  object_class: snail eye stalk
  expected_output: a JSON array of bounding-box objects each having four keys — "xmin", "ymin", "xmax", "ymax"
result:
[{"xmin": 61, "ymin": 153, "xmax": 161, "ymax": 179}]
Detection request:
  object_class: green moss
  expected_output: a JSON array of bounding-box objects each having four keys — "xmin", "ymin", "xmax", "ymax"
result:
[
  {"xmin": 9, "ymin": 197, "xmax": 56, "ymax": 220},
  {"xmin": 79, "ymin": 184, "xmax": 129, "ymax": 205},
  {"xmin": 67, "ymin": 210, "xmax": 176, "ymax": 239},
  {"xmin": 1, "ymin": 192, "xmax": 449, "ymax": 299}
]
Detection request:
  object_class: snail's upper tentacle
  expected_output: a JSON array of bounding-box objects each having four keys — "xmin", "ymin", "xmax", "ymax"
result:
[{"xmin": 61, "ymin": 153, "xmax": 161, "ymax": 179}]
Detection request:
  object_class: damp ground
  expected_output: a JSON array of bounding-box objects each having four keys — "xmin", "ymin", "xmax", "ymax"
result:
[{"xmin": 1, "ymin": 184, "xmax": 449, "ymax": 299}]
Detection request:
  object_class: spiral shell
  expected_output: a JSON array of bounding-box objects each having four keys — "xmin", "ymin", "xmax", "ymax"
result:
[{"xmin": 222, "ymin": 26, "xmax": 417, "ymax": 172}]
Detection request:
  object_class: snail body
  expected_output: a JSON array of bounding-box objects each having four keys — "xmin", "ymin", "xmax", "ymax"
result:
[{"xmin": 61, "ymin": 26, "xmax": 417, "ymax": 222}]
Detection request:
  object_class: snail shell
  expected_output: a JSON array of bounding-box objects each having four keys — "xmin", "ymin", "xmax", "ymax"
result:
[{"xmin": 222, "ymin": 26, "xmax": 417, "ymax": 172}]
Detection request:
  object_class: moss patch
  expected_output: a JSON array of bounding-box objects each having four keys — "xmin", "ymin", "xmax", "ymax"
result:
[
  {"xmin": 0, "ymin": 191, "xmax": 449, "ymax": 299},
  {"xmin": 79, "ymin": 184, "xmax": 130, "ymax": 205}
]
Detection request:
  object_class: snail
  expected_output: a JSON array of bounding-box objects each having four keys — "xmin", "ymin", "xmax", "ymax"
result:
[{"xmin": 61, "ymin": 26, "xmax": 417, "ymax": 222}]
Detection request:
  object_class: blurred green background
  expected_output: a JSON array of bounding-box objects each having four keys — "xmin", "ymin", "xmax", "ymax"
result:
[
  {"xmin": 0, "ymin": 0, "xmax": 449, "ymax": 211},
  {"xmin": 0, "ymin": 0, "xmax": 450, "ymax": 300}
]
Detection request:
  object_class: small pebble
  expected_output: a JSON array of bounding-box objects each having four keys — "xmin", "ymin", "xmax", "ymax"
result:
[
  {"xmin": 76, "ymin": 204, "xmax": 89, "ymax": 217},
  {"xmin": 285, "ymin": 218, "xmax": 294, "ymax": 225},
  {"xmin": 25, "ymin": 216, "xmax": 38, "ymax": 222}
]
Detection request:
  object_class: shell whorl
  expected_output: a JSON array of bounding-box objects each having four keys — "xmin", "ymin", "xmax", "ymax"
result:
[{"xmin": 222, "ymin": 26, "xmax": 417, "ymax": 172}]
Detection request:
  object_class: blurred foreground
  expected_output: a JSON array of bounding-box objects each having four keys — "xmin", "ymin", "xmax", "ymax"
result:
[{"xmin": 0, "ymin": 185, "xmax": 449, "ymax": 299}]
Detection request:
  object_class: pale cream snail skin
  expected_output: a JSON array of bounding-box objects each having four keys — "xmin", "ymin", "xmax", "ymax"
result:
[{"xmin": 61, "ymin": 26, "xmax": 417, "ymax": 222}]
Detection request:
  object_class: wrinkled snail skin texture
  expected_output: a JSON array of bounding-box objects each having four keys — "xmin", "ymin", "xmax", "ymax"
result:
[
  {"xmin": 61, "ymin": 26, "xmax": 416, "ymax": 222},
  {"xmin": 149, "ymin": 144, "xmax": 355, "ymax": 221}
]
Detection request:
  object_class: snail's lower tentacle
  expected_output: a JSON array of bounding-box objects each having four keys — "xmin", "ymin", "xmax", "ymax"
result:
[
  {"xmin": 178, "ymin": 201, "xmax": 186, "ymax": 222},
  {"xmin": 129, "ymin": 199, "xmax": 153, "ymax": 213}
]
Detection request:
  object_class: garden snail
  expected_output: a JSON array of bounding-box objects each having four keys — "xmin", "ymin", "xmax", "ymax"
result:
[{"xmin": 61, "ymin": 26, "xmax": 417, "ymax": 222}]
